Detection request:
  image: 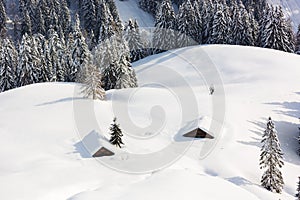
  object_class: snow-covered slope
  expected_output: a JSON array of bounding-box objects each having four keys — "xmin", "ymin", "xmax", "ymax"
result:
[
  {"xmin": 0, "ymin": 45, "xmax": 300, "ymax": 200},
  {"xmin": 114, "ymin": 0, "xmax": 154, "ymax": 27}
]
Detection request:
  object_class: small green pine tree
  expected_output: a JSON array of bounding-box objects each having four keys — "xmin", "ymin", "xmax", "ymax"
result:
[{"xmin": 109, "ymin": 118, "xmax": 124, "ymax": 148}]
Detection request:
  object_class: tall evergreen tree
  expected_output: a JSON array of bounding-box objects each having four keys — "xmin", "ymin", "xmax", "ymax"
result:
[
  {"xmin": 69, "ymin": 14, "xmax": 91, "ymax": 82},
  {"xmin": 176, "ymin": 0, "xmax": 201, "ymax": 48},
  {"xmin": 152, "ymin": 0, "xmax": 176, "ymax": 52},
  {"xmin": 48, "ymin": 29, "xmax": 66, "ymax": 82},
  {"xmin": 21, "ymin": 9, "xmax": 32, "ymax": 36},
  {"xmin": 124, "ymin": 19, "xmax": 145, "ymax": 62},
  {"xmin": 295, "ymin": 24, "xmax": 300, "ymax": 54},
  {"xmin": 209, "ymin": 3, "xmax": 229, "ymax": 44},
  {"xmin": 81, "ymin": 64, "xmax": 105, "ymax": 100},
  {"xmin": 260, "ymin": 6, "xmax": 294, "ymax": 53},
  {"xmin": 260, "ymin": 117, "xmax": 284, "ymax": 193},
  {"xmin": 109, "ymin": 117, "xmax": 124, "ymax": 148},
  {"xmin": 0, "ymin": 38, "xmax": 18, "ymax": 92},
  {"xmin": 17, "ymin": 34, "xmax": 40, "ymax": 87},
  {"xmin": 0, "ymin": 0, "xmax": 7, "ymax": 36},
  {"xmin": 81, "ymin": 0, "xmax": 96, "ymax": 33},
  {"xmin": 97, "ymin": 2, "xmax": 115, "ymax": 43}
]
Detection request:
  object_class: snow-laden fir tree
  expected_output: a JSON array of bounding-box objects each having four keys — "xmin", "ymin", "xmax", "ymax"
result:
[
  {"xmin": 200, "ymin": 0, "xmax": 214, "ymax": 44},
  {"xmin": 295, "ymin": 24, "xmax": 300, "ymax": 54},
  {"xmin": 33, "ymin": 34, "xmax": 52, "ymax": 82},
  {"xmin": 260, "ymin": 5, "xmax": 294, "ymax": 53},
  {"xmin": 176, "ymin": 0, "xmax": 202, "ymax": 48},
  {"xmin": 0, "ymin": 38, "xmax": 17, "ymax": 92},
  {"xmin": 124, "ymin": 19, "xmax": 145, "ymax": 62},
  {"xmin": 47, "ymin": 29, "xmax": 66, "ymax": 82},
  {"xmin": 230, "ymin": 1, "xmax": 254, "ymax": 46},
  {"xmin": 109, "ymin": 117, "xmax": 124, "ymax": 148},
  {"xmin": 296, "ymin": 177, "xmax": 300, "ymax": 199},
  {"xmin": 260, "ymin": 117, "xmax": 284, "ymax": 193},
  {"xmin": 21, "ymin": 9, "xmax": 32, "ymax": 36},
  {"xmin": 152, "ymin": 0, "xmax": 176, "ymax": 52},
  {"xmin": 81, "ymin": 63, "xmax": 105, "ymax": 100},
  {"xmin": 106, "ymin": 0, "xmax": 123, "ymax": 34},
  {"xmin": 97, "ymin": 1, "xmax": 115, "ymax": 43},
  {"xmin": 81, "ymin": 0, "xmax": 96, "ymax": 33},
  {"xmin": 17, "ymin": 33, "xmax": 40, "ymax": 87},
  {"xmin": 69, "ymin": 14, "xmax": 92, "ymax": 83},
  {"xmin": 95, "ymin": 34, "xmax": 138, "ymax": 90},
  {"xmin": 209, "ymin": 3, "xmax": 230, "ymax": 44},
  {"xmin": 0, "ymin": 0, "xmax": 7, "ymax": 36}
]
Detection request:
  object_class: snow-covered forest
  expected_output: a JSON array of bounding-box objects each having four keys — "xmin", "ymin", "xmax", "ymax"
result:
[{"xmin": 0, "ymin": 0, "xmax": 299, "ymax": 93}]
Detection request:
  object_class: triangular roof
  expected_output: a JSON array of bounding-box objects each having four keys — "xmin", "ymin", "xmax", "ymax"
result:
[
  {"xmin": 93, "ymin": 147, "xmax": 115, "ymax": 157},
  {"xmin": 183, "ymin": 128, "xmax": 214, "ymax": 139}
]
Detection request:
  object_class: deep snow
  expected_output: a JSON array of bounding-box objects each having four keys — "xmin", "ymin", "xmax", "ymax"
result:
[{"xmin": 0, "ymin": 45, "xmax": 300, "ymax": 199}]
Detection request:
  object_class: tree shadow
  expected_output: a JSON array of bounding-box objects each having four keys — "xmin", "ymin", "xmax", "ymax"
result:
[
  {"xmin": 226, "ymin": 176, "xmax": 260, "ymax": 188},
  {"xmin": 265, "ymin": 101, "xmax": 300, "ymax": 118},
  {"xmin": 237, "ymin": 119, "xmax": 267, "ymax": 148}
]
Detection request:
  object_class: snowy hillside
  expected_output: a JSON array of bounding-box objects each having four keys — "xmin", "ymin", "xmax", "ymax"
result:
[{"xmin": 0, "ymin": 45, "xmax": 300, "ymax": 200}]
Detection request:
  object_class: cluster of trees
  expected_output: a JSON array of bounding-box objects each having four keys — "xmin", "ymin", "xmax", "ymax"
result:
[
  {"xmin": 142, "ymin": 0, "xmax": 296, "ymax": 53},
  {"xmin": 0, "ymin": 0, "xmax": 138, "ymax": 96},
  {"xmin": 260, "ymin": 117, "xmax": 300, "ymax": 197}
]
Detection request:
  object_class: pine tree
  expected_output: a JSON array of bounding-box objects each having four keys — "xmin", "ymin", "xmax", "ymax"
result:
[
  {"xmin": 17, "ymin": 33, "xmax": 40, "ymax": 87},
  {"xmin": 21, "ymin": 9, "xmax": 32, "ymax": 36},
  {"xmin": 0, "ymin": 0, "xmax": 7, "ymax": 36},
  {"xmin": 200, "ymin": 0, "xmax": 214, "ymax": 44},
  {"xmin": 106, "ymin": 0, "xmax": 123, "ymax": 34},
  {"xmin": 81, "ymin": 64, "xmax": 105, "ymax": 100},
  {"xmin": 152, "ymin": 0, "xmax": 176, "ymax": 52},
  {"xmin": 0, "ymin": 38, "xmax": 18, "ymax": 92},
  {"xmin": 124, "ymin": 19, "xmax": 145, "ymax": 62},
  {"xmin": 176, "ymin": 0, "xmax": 201, "ymax": 48},
  {"xmin": 295, "ymin": 24, "xmax": 300, "ymax": 54},
  {"xmin": 260, "ymin": 6, "xmax": 294, "ymax": 53},
  {"xmin": 109, "ymin": 117, "xmax": 124, "ymax": 148},
  {"xmin": 209, "ymin": 3, "xmax": 229, "ymax": 44},
  {"xmin": 33, "ymin": 34, "xmax": 52, "ymax": 82},
  {"xmin": 260, "ymin": 117, "xmax": 284, "ymax": 193},
  {"xmin": 97, "ymin": 1, "xmax": 115, "ymax": 43},
  {"xmin": 48, "ymin": 29, "xmax": 66, "ymax": 82},
  {"xmin": 69, "ymin": 14, "xmax": 92, "ymax": 82},
  {"xmin": 81, "ymin": 0, "xmax": 96, "ymax": 33},
  {"xmin": 296, "ymin": 177, "xmax": 300, "ymax": 200}
]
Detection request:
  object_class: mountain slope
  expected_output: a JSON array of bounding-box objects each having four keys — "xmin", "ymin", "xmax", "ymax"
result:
[{"xmin": 0, "ymin": 45, "xmax": 300, "ymax": 200}]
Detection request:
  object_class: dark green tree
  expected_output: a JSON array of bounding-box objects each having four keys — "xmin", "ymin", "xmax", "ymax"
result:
[{"xmin": 109, "ymin": 117, "xmax": 124, "ymax": 148}]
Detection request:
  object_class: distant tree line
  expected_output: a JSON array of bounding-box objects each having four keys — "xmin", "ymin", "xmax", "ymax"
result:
[
  {"xmin": 140, "ymin": 0, "xmax": 298, "ymax": 53},
  {"xmin": 0, "ymin": 0, "xmax": 138, "ymax": 96}
]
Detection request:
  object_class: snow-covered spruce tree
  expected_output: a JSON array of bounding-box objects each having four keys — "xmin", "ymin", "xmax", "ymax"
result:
[
  {"xmin": 0, "ymin": 38, "xmax": 18, "ymax": 92},
  {"xmin": 33, "ymin": 34, "xmax": 52, "ymax": 82},
  {"xmin": 109, "ymin": 117, "xmax": 124, "ymax": 148},
  {"xmin": 295, "ymin": 25, "xmax": 300, "ymax": 54},
  {"xmin": 124, "ymin": 19, "xmax": 145, "ymax": 62},
  {"xmin": 81, "ymin": 0, "xmax": 96, "ymax": 33},
  {"xmin": 69, "ymin": 14, "xmax": 92, "ymax": 83},
  {"xmin": 230, "ymin": 1, "xmax": 254, "ymax": 46},
  {"xmin": 152, "ymin": 0, "xmax": 176, "ymax": 52},
  {"xmin": 106, "ymin": 0, "xmax": 123, "ymax": 34},
  {"xmin": 81, "ymin": 64, "xmax": 105, "ymax": 100},
  {"xmin": 21, "ymin": 9, "xmax": 32, "ymax": 36},
  {"xmin": 17, "ymin": 33, "xmax": 40, "ymax": 87},
  {"xmin": 139, "ymin": 0, "xmax": 161, "ymax": 17},
  {"xmin": 95, "ymin": 34, "xmax": 138, "ymax": 90},
  {"xmin": 200, "ymin": 0, "xmax": 214, "ymax": 44},
  {"xmin": 0, "ymin": 0, "xmax": 7, "ymax": 35},
  {"xmin": 260, "ymin": 117, "xmax": 284, "ymax": 193},
  {"xmin": 209, "ymin": 3, "xmax": 230, "ymax": 44},
  {"xmin": 59, "ymin": 0, "xmax": 71, "ymax": 38},
  {"xmin": 296, "ymin": 177, "xmax": 300, "ymax": 199},
  {"xmin": 97, "ymin": 2, "xmax": 115, "ymax": 43},
  {"xmin": 47, "ymin": 29, "xmax": 66, "ymax": 82},
  {"xmin": 260, "ymin": 5, "xmax": 294, "ymax": 53},
  {"xmin": 32, "ymin": 7, "xmax": 46, "ymax": 35},
  {"xmin": 176, "ymin": 0, "xmax": 202, "ymax": 48}
]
